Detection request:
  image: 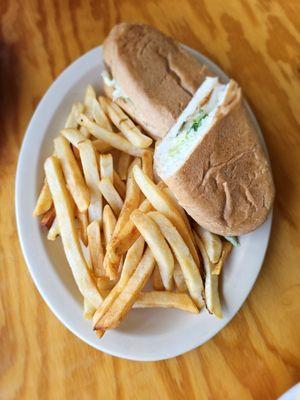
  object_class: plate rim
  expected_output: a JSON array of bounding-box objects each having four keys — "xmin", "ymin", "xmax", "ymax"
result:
[{"xmin": 15, "ymin": 45, "xmax": 273, "ymax": 361}]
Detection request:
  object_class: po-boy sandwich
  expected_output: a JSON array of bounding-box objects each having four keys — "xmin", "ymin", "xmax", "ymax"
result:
[{"xmin": 154, "ymin": 77, "xmax": 275, "ymax": 236}]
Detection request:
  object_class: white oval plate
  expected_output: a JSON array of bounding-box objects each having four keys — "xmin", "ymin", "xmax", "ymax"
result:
[{"xmin": 16, "ymin": 45, "xmax": 272, "ymax": 361}]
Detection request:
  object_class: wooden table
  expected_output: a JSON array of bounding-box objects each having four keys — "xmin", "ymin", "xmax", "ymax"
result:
[{"xmin": 1, "ymin": 1, "xmax": 299, "ymax": 399}]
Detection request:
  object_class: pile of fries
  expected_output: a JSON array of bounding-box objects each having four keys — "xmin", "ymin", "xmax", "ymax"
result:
[{"xmin": 33, "ymin": 85, "xmax": 232, "ymax": 337}]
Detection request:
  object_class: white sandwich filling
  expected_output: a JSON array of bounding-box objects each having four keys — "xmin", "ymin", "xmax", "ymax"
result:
[
  {"xmin": 155, "ymin": 77, "xmax": 231, "ymax": 178},
  {"xmin": 101, "ymin": 70, "xmax": 130, "ymax": 102}
]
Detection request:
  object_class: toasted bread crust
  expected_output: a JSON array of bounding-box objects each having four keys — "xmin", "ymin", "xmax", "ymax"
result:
[
  {"xmin": 103, "ymin": 23, "xmax": 210, "ymax": 139},
  {"xmin": 163, "ymin": 99, "xmax": 275, "ymax": 236}
]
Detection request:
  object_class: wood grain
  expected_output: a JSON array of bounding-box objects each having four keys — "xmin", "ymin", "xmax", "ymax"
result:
[{"xmin": 1, "ymin": 0, "xmax": 300, "ymax": 399}]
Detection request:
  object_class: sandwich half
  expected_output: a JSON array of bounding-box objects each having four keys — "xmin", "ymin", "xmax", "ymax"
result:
[
  {"xmin": 154, "ymin": 77, "xmax": 275, "ymax": 236},
  {"xmin": 102, "ymin": 23, "xmax": 211, "ymax": 139}
]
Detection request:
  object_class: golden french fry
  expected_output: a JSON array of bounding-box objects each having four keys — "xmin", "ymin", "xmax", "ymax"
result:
[
  {"xmin": 92, "ymin": 139, "xmax": 113, "ymax": 153},
  {"xmin": 96, "ymin": 277, "xmax": 116, "ymax": 291},
  {"xmin": 194, "ymin": 224, "xmax": 223, "ymax": 264},
  {"xmin": 87, "ymin": 220, "xmax": 104, "ymax": 277},
  {"xmin": 104, "ymin": 159, "xmax": 142, "ymax": 278},
  {"xmin": 106, "ymin": 191, "xmax": 154, "ymax": 272},
  {"xmin": 33, "ymin": 180, "xmax": 53, "ymax": 216},
  {"xmin": 134, "ymin": 291, "xmax": 198, "ymax": 313},
  {"xmin": 113, "ymin": 170, "xmax": 126, "ymax": 199},
  {"xmin": 92, "ymin": 97, "xmax": 112, "ymax": 131},
  {"xmin": 99, "ymin": 97, "xmax": 153, "ymax": 148},
  {"xmin": 117, "ymin": 152, "xmax": 131, "ymax": 180},
  {"xmin": 94, "ymin": 247, "xmax": 155, "ymax": 331},
  {"xmin": 194, "ymin": 232, "xmax": 222, "ymax": 318},
  {"xmin": 142, "ymin": 150, "xmax": 154, "ymax": 180},
  {"xmin": 78, "ymin": 114, "xmax": 145, "ymax": 157},
  {"xmin": 47, "ymin": 217, "xmax": 60, "ymax": 240},
  {"xmin": 84, "ymin": 85, "xmax": 96, "ymax": 119},
  {"xmin": 40, "ymin": 206, "xmax": 56, "ymax": 229},
  {"xmin": 78, "ymin": 139, "xmax": 102, "ymax": 222},
  {"xmin": 148, "ymin": 211, "xmax": 204, "ymax": 308},
  {"xmin": 133, "ymin": 165, "xmax": 200, "ymax": 266},
  {"xmin": 61, "ymin": 128, "xmax": 86, "ymax": 148},
  {"xmin": 99, "ymin": 153, "xmax": 113, "ymax": 182},
  {"xmin": 173, "ymin": 261, "xmax": 188, "ymax": 293},
  {"xmin": 44, "ymin": 156, "xmax": 102, "ymax": 308},
  {"xmin": 131, "ymin": 210, "xmax": 174, "ymax": 291},
  {"xmin": 163, "ymin": 187, "xmax": 194, "ymax": 242},
  {"xmin": 119, "ymin": 236, "xmax": 145, "ymax": 283},
  {"xmin": 99, "ymin": 178, "xmax": 123, "ymax": 216},
  {"xmin": 80, "ymin": 125, "xmax": 90, "ymax": 138},
  {"xmin": 76, "ymin": 209, "xmax": 89, "ymax": 246},
  {"xmin": 212, "ymin": 241, "xmax": 232, "ymax": 275},
  {"xmin": 34, "ymin": 102, "xmax": 86, "ymax": 216},
  {"xmin": 54, "ymin": 136, "xmax": 90, "ymax": 212},
  {"xmin": 71, "ymin": 144, "xmax": 81, "ymax": 163},
  {"xmin": 103, "ymin": 204, "xmax": 116, "ymax": 248},
  {"xmin": 83, "ymin": 298, "xmax": 96, "ymax": 320},
  {"xmin": 93, "ymin": 237, "xmax": 145, "ymax": 327},
  {"xmin": 152, "ymin": 265, "xmax": 165, "ymax": 291},
  {"xmin": 65, "ymin": 102, "xmax": 84, "ymax": 129}
]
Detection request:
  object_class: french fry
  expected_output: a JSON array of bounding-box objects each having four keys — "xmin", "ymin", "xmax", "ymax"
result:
[
  {"xmin": 71, "ymin": 144, "xmax": 81, "ymax": 163},
  {"xmin": 78, "ymin": 139, "xmax": 102, "ymax": 222},
  {"xmin": 83, "ymin": 298, "xmax": 96, "ymax": 320},
  {"xmin": 80, "ymin": 126, "xmax": 90, "ymax": 138},
  {"xmin": 78, "ymin": 114, "xmax": 145, "ymax": 157},
  {"xmin": 134, "ymin": 292, "xmax": 198, "ymax": 313},
  {"xmin": 44, "ymin": 156, "xmax": 102, "ymax": 308},
  {"xmin": 148, "ymin": 211, "xmax": 204, "ymax": 308},
  {"xmin": 104, "ymin": 159, "xmax": 141, "ymax": 278},
  {"xmin": 103, "ymin": 205, "xmax": 116, "ymax": 248},
  {"xmin": 40, "ymin": 206, "xmax": 56, "ymax": 229},
  {"xmin": 194, "ymin": 224, "xmax": 223, "ymax": 264},
  {"xmin": 163, "ymin": 187, "xmax": 194, "ymax": 241},
  {"xmin": 119, "ymin": 237, "xmax": 145, "ymax": 282},
  {"xmin": 96, "ymin": 277, "xmax": 116, "ymax": 291},
  {"xmin": 99, "ymin": 97, "xmax": 153, "ymax": 148},
  {"xmin": 142, "ymin": 150, "xmax": 154, "ymax": 180},
  {"xmin": 84, "ymin": 85, "xmax": 113, "ymax": 131},
  {"xmin": 152, "ymin": 265, "xmax": 165, "ymax": 291},
  {"xmin": 194, "ymin": 232, "xmax": 222, "ymax": 318},
  {"xmin": 92, "ymin": 98, "xmax": 112, "ymax": 131},
  {"xmin": 65, "ymin": 102, "xmax": 84, "ymax": 129},
  {"xmin": 94, "ymin": 247, "xmax": 155, "ymax": 331},
  {"xmin": 61, "ymin": 128, "xmax": 86, "ymax": 148},
  {"xmin": 33, "ymin": 180, "xmax": 53, "ymax": 216},
  {"xmin": 117, "ymin": 152, "xmax": 131, "ymax": 180},
  {"xmin": 76, "ymin": 209, "xmax": 88, "ymax": 246},
  {"xmin": 54, "ymin": 136, "xmax": 90, "ymax": 212},
  {"xmin": 173, "ymin": 261, "xmax": 188, "ymax": 293},
  {"xmin": 47, "ymin": 217, "xmax": 60, "ymax": 240},
  {"xmin": 92, "ymin": 139, "xmax": 113, "ymax": 153},
  {"xmin": 113, "ymin": 171, "xmax": 126, "ymax": 199},
  {"xmin": 93, "ymin": 237, "xmax": 145, "ymax": 327},
  {"xmin": 87, "ymin": 220, "xmax": 104, "ymax": 277},
  {"xmin": 99, "ymin": 153, "xmax": 113, "ymax": 182},
  {"xmin": 212, "ymin": 241, "xmax": 232, "ymax": 275},
  {"xmin": 84, "ymin": 85, "xmax": 96, "ymax": 119},
  {"xmin": 133, "ymin": 165, "xmax": 200, "ymax": 266},
  {"xmin": 34, "ymin": 101, "xmax": 85, "ymax": 213},
  {"xmin": 131, "ymin": 210, "xmax": 174, "ymax": 291},
  {"xmin": 99, "ymin": 178, "xmax": 123, "ymax": 216},
  {"xmin": 106, "ymin": 185, "xmax": 157, "ymax": 272}
]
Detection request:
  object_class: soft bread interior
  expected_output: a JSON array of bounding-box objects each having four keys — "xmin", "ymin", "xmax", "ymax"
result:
[{"xmin": 155, "ymin": 77, "xmax": 234, "ymax": 179}]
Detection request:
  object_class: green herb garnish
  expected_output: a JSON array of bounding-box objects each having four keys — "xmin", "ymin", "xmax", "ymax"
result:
[{"xmin": 189, "ymin": 110, "xmax": 208, "ymax": 133}]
